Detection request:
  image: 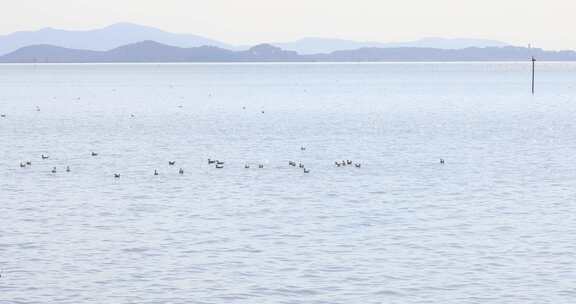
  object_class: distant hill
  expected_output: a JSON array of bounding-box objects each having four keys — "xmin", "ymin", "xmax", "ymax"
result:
[
  {"xmin": 1, "ymin": 41, "xmax": 575, "ymax": 63},
  {"xmin": 0, "ymin": 23, "xmax": 231, "ymax": 56},
  {"xmin": 271, "ymin": 37, "xmax": 510, "ymax": 55},
  {"xmin": 0, "ymin": 42, "xmax": 301, "ymax": 63},
  {"xmin": 0, "ymin": 23, "xmax": 515, "ymax": 56},
  {"xmin": 312, "ymin": 46, "xmax": 576, "ymax": 61}
]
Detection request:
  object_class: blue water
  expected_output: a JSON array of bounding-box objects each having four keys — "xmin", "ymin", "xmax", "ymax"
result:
[{"xmin": 1, "ymin": 62, "xmax": 576, "ymax": 303}]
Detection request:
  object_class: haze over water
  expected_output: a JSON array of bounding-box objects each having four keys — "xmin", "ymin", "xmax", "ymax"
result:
[{"xmin": 1, "ymin": 63, "xmax": 576, "ymax": 303}]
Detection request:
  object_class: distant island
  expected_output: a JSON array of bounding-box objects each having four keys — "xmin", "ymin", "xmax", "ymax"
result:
[
  {"xmin": 2, "ymin": 41, "xmax": 575, "ymax": 63},
  {"xmin": 0, "ymin": 23, "xmax": 574, "ymax": 63},
  {"xmin": 0, "ymin": 23, "xmax": 510, "ymax": 56}
]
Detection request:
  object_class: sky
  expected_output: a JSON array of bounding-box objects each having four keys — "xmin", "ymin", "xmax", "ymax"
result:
[{"xmin": 0, "ymin": 0, "xmax": 574, "ymax": 49}]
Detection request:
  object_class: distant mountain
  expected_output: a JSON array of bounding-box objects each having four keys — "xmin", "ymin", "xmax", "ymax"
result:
[
  {"xmin": 271, "ymin": 37, "xmax": 510, "ymax": 54},
  {"xmin": 0, "ymin": 23, "xmax": 231, "ymax": 56},
  {"xmin": 2, "ymin": 41, "xmax": 575, "ymax": 63},
  {"xmin": 0, "ymin": 42, "xmax": 301, "ymax": 63},
  {"xmin": 312, "ymin": 46, "xmax": 576, "ymax": 61},
  {"xmin": 0, "ymin": 44, "xmax": 102, "ymax": 63},
  {"xmin": 0, "ymin": 23, "xmax": 515, "ymax": 56}
]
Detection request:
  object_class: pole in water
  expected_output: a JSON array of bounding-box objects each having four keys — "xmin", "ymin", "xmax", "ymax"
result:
[{"xmin": 531, "ymin": 56, "xmax": 536, "ymax": 95}]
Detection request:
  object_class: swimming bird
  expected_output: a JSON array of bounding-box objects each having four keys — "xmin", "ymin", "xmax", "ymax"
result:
[
  {"xmin": 355, "ymin": 163, "xmax": 361, "ymax": 168},
  {"xmin": 41, "ymin": 154, "xmax": 49, "ymax": 160},
  {"xmin": 303, "ymin": 168, "xmax": 310, "ymax": 173},
  {"xmin": 440, "ymin": 159, "xmax": 445, "ymax": 164},
  {"xmin": 301, "ymin": 146, "xmax": 306, "ymax": 151},
  {"xmin": 216, "ymin": 161, "xmax": 224, "ymax": 165},
  {"xmin": 0, "ymin": 114, "xmax": 5, "ymax": 118},
  {"xmin": 26, "ymin": 161, "xmax": 31, "ymax": 166},
  {"xmin": 51, "ymin": 167, "xmax": 57, "ymax": 174},
  {"xmin": 208, "ymin": 159, "xmax": 216, "ymax": 164},
  {"xmin": 168, "ymin": 161, "xmax": 176, "ymax": 166},
  {"xmin": 179, "ymin": 168, "xmax": 184, "ymax": 174},
  {"xmin": 289, "ymin": 161, "xmax": 296, "ymax": 167},
  {"xmin": 215, "ymin": 164, "xmax": 224, "ymax": 169},
  {"xmin": 299, "ymin": 163, "xmax": 304, "ymax": 168},
  {"xmin": 347, "ymin": 160, "xmax": 352, "ymax": 165},
  {"xmin": 245, "ymin": 164, "xmax": 250, "ymax": 169},
  {"xmin": 19, "ymin": 162, "xmax": 26, "ymax": 168},
  {"xmin": 66, "ymin": 166, "xmax": 70, "ymax": 172},
  {"xmin": 258, "ymin": 164, "xmax": 264, "ymax": 168},
  {"xmin": 114, "ymin": 173, "xmax": 121, "ymax": 178},
  {"xmin": 91, "ymin": 152, "xmax": 98, "ymax": 157},
  {"xmin": 154, "ymin": 169, "xmax": 159, "ymax": 176}
]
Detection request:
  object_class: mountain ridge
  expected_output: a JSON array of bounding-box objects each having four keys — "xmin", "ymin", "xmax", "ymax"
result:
[
  {"xmin": 270, "ymin": 37, "xmax": 509, "ymax": 54},
  {"xmin": 0, "ymin": 23, "xmax": 232, "ymax": 56},
  {"xmin": 0, "ymin": 23, "xmax": 511, "ymax": 56},
  {"xmin": 1, "ymin": 41, "xmax": 575, "ymax": 63}
]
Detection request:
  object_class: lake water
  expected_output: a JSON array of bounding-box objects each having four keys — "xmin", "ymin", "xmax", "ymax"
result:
[{"xmin": 1, "ymin": 62, "xmax": 576, "ymax": 303}]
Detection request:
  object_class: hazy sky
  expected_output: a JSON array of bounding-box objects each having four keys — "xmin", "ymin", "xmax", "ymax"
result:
[{"xmin": 1, "ymin": 0, "xmax": 574, "ymax": 49}]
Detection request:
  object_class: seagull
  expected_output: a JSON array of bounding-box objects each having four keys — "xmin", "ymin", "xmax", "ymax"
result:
[
  {"xmin": 289, "ymin": 161, "xmax": 296, "ymax": 167},
  {"xmin": 168, "ymin": 161, "xmax": 176, "ymax": 166},
  {"xmin": 41, "ymin": 154, "xmax": 49, "ymax": 160},
  {"xmin": 440, "ymin": 159, "xmax": 445, "ymax": 164},
  {"xmin": 301, "ymin": 146, "xmax": 306, "ymax": 151},
  {"xmin": 19, "ymin": 162, "xmax": 26, "ymax": 168},
  {"xmin": 26, "ymin": 161, "xmax": 31, "ymax": 166},
  {"xmin": 91, "ymin": 152, "xmax": 98, "ymax": 157},
  {"xmin": 355, "ymin": 163, "xmax": 361, "ymax": 168},
  {"xmin": 258, "ymin": 164, "xmax": 264, "ymax": 168},
  {"xmin": 114, "ymin": 173, "xmax": 121, "ymax": 178},
  {"xmin": 245, "ymin": 164, "xmax": 250, "ymax": 169},
  {"xmin": 0, "ymin": 114, "xmax": 5, "ymax": 118}
]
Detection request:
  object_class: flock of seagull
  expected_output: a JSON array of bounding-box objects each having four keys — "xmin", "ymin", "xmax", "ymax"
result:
[
  {"xmin": 14, "ymin": 145, "xmax": 385, "ymax": 178},
  {"xmin": 16, "ymin": 156, "xmax": 448, "ymax": 178},
  {"xmin": 5, "ymin": 107, "xmax": 370, "ymax": 177},
  {"xmin": 6, "ymin": 105, "xmax": 448, "ymax": 178}
]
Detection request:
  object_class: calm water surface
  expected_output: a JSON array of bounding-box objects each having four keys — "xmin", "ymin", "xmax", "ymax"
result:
[{"xmin": 1, "ymin": 63, "xmax": 576, "ymax": 303}]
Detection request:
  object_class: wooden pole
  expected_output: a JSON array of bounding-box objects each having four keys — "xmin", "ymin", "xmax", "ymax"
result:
[{"xmin": 531, "ymin": 56, "xmax": 536, "ymax": 95}]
